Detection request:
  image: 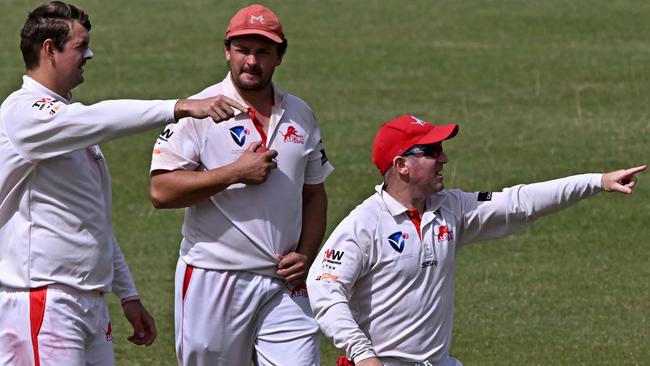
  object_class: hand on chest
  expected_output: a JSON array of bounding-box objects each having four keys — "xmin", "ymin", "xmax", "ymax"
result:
[{"xmin": 204, "ymin": 115, "xmax": 310, "ymax": 168}]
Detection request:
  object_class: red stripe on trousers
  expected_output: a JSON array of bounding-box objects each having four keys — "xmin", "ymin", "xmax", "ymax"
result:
[
  {"xmin": 182, "ymin": 265, "xmax": 194, "ymax": 301},
  {"xmin": 29, "ymin": 287, "xmax": 47, "ymax": 366}
]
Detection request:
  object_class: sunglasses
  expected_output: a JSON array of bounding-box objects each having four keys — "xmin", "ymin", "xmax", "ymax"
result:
[{"xmin": 401, "ymin": 143, "xmax": 443, "ymax": 159}]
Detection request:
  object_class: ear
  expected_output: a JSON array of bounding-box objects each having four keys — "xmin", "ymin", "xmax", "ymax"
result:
[
  {"xmin": 224, "ymin": 45, "xmax": 231, "ymax": 62},
  {"xmin": 42, "ymin": 39, "xmax": 56, "ymax": 63},
  {"xmin": 393, "ymin": 156, "xmax": 409, "ymax": 175}
]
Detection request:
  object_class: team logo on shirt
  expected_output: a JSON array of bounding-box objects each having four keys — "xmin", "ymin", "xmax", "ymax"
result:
[
  {"xmin": 230, "ymin": 126, "xmax": 250, "ymax": 146},
  {"xmin": 435, "ymin": 225, "xmax": 453, "ymax": 243},
  {"xmin": 289, "ymin": 283, "xmax": 308, "ymax": 298},
  {"xmin": 31, "ymin": 97, "xmax": 62, "ymax": 115},
  {"xmin": 281, "ymin": 125, "xmax": 304, "ymax": 144},
  {"xmin": 388, "ymin": 231, "xmax": 407, "ymax": 253}
]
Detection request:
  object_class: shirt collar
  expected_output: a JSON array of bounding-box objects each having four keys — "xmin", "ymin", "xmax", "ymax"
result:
[
  {"xmin": 375, "ymin": 183, "xmax": 446, "ymax": 218},
  {"xmin": 221, "ymin": 72, "xmax": 287, "ymax": 116},
  {"xmin": 22, "ymin": 75, "xmax": 71, "ymax": 104}
]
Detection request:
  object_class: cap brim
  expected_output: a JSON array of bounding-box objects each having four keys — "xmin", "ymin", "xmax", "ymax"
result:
[
  {"xmin": 226, "ymin": 29, "xmax": 283, "ymax": 43},
  {"xmin": 415, "ymin": 123, "xmax": 459, "ymax": 145}
]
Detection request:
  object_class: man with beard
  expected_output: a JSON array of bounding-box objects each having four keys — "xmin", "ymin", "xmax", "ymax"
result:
[
  {"xmin": 307, "ymin": 115, "xmax": 645, "ymax": 366},
  {"xmin": 149, "ymin": 4, "xmax": 334, "ymax": 366}
]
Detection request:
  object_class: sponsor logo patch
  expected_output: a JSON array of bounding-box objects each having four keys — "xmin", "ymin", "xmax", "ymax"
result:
[
  {"xmin": 157, "ymin": 127, "xmax": 174, "ymax": 142},
  {"xmin": 315, "ymin": 273, "xmax": 340, "ymax": 281},
  {"xmin": 478, "ymin": 191, "xmax": 493, "ymax": 201},
  {"xmin": 322, "ymin": 248, "xmax": 344, "ymax": 270},
  {"xmin": 281, "ymin": 125, "xmax": 304, "ymax": 144},
  {"xmin": 388, "ymin": 231, "xmax": 406, "ymax": 253},
  {"xmin": 32, "ymin": 97, "xmax": 62, "ymax": 115},
  {"xmin": 230, "ymin": 126, "xmax": 250, "ymax": 146}
]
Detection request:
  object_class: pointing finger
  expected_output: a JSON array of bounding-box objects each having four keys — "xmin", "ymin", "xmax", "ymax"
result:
[{"xmin": 221, "ymin": 95, "xmax": 248, "ymax": 113}]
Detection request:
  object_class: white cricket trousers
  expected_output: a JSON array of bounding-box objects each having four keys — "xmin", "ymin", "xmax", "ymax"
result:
[
  {"xmin": 0, "ymin": 285, "xmax": 114, "ymax": 366},
  {"xmin": 379, "ymin": 355, "xmax": 463, "ymax": 366},
  {"xmin": 175, "ymin": 258, "xmax": 320, "ymax": 366}
]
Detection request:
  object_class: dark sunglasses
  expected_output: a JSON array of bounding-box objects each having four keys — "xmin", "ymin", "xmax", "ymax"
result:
[{"xmin": 401, "ymin": 143, "xmax": 443, "ymax": 159}]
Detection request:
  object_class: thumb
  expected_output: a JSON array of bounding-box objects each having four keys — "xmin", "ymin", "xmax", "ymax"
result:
[{"xmin": 247, "ymin": 141, "xmax": 262, "ymax": 152}]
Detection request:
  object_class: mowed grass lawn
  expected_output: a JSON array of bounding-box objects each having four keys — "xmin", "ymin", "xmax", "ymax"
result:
[{"xmin": 2, "ymin": 1, "xmax": 649, "ymax": 365}]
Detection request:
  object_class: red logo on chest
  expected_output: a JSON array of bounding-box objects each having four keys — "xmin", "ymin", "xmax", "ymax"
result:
[
  {"xmin": 281, "ymin": 125, "xmax": 304, "ymax": 144},
  {"xmin": 436, "ymin": 225, "xmax": 453, "ymax": 242},
  {"xmin": 290, "ymin": 283, "xmax": 308, "ymax": 298}
]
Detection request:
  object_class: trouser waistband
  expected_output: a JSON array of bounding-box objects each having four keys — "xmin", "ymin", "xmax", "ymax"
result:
[{"xmin": 379, "ymin": 354, "xmax": 453, "ymax": 366}]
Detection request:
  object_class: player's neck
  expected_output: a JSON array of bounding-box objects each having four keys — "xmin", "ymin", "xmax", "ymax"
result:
[
  {"xmin": 27, "ymin": 68, "xmax": 71, "ymax": 100},
  {"xmin": 385, "ymin": 183, "xmax": 427, "ymax": 214},
  {"xmin": 237, "ymin": 85, "xmax": 274, "ymax": 118}
]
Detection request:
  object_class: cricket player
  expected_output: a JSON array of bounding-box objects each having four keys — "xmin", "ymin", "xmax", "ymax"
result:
[
  {"xmin": 306, "ymin": 115, "xmax": 645, "ymax": 366},
  {"xmin": 0, "ymin": 2, "xmax": 245, "ymax": 365},
  {"xmin": 149, "ymin": 4, "xmax": 334, "ymax": 366}
]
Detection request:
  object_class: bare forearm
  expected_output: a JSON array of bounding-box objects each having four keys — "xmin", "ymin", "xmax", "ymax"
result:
[
  {"xmin": 296, "ymin": 184, "xmax": 328, "ymax": 264},
  {"xmin": 150, "ymin": 166, "xmax": 239, "ymax": 208}
]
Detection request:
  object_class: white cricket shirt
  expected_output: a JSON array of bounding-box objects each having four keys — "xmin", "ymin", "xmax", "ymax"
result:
[
  {"xmin": 150, "ymin": 73, "xmax": 334, "ymax": 277},
  {"xmin": 0, "ymin": 76, "xmax": 177, "ymax": 298},
  {"xmin": 307, "ymin": 174, "xmax": 602, "ymax": 364}
]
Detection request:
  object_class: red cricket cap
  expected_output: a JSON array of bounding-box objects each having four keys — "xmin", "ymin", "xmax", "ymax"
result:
[
  {"xmin": 225, "ymin": 4, "xmax": 284, "ymax": 44},
  {"xmin": 372, "ymin": 115, "xmax": 459, "ymax": 175}
]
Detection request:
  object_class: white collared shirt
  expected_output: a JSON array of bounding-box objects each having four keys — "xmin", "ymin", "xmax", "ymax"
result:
[
  {"xmin": 307, "ymin": 174, "xmax": 602, "ymax": 364},
  {"xmin": 150, "ymin": 73, "xmax": 334, "ymax": 276},
  {"xmin": 0, "ymin": 76, "xmax": 177, "ymax": 298}
]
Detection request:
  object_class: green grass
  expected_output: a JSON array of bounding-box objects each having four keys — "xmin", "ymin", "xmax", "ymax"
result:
[{"xmin": 2, "ymin": 1, "xmax": 649, "ymax": 365}]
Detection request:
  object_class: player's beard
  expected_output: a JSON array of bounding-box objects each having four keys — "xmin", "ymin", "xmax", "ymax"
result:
[{"xmin": 228, "ymin": 61, "xmax": 275, "ymax": 91}]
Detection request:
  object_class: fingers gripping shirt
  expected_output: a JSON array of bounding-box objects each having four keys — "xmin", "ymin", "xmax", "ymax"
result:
[
  {"xmin": 150, "ymin": 74, "xmax": 334, "ymax": 276},
  {"xmin": 307, "ymin": 174, "xmax": 602, "ymax": 364}
]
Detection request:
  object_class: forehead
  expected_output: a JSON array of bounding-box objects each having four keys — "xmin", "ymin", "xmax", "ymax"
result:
[
  {"xmin": 229, "ymin": 36, "xmax": 277, "ymax": 49},
  {"xmin": 67, "ymin": 20, "xmax": 90, "ymax": 44}
]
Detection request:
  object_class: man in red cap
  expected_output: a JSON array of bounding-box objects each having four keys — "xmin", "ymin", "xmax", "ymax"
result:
[
  {"xmin": 149, "ymin": 4, "xmax": 333, "ymax": 366},
  {"xmin": 307, "ymin": 115, "xmax": 645, "ymax": 366}
]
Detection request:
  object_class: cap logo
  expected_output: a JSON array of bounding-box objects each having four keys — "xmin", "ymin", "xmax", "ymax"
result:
[
  {"xmin": 410, "ymin": 115, "xmax": 426, "ymax": 126},
  {"xmin": 249, "ymin": 15, "xmax": 265, "ymax": 24}
]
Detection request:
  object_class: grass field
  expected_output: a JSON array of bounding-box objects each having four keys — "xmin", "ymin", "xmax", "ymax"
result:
[{"xmin": 2, "ymin": 1, "xmax": 649, "ymax": 365}]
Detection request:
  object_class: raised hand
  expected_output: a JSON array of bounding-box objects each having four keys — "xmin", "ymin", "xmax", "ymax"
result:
[
  {"xmin": 174, "ymin": 95, "xmax": 248, "ymax": 122},
  {"xmin": 601, "ymin": 165, "xmax": 646, "ymax": 194},
  {"xmin": 232, "ymin": 141, "xmax": 278, "ymax": 185}
]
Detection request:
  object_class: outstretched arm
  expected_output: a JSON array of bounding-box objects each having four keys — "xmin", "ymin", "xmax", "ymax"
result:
[{"xmin": 601, "ymin": 165, "xmax": 646, "ymax": 194}]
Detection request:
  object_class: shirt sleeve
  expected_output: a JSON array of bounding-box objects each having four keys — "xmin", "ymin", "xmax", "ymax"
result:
[
  {"xmin": 454, "ymin": 173, "xmax": 603, "ymax": 246},
  {"xmin": 109, "ymin": 233, "xmax": 138, "ymax": 301},
  {"xmin": 150, "ymin": 117, "xmax": 204, "ymax": 173},
  {"xmin": 304, "ymin": 111, "xmax": 334, "ymax": 184},
  {"xmin": 306, "ymin": 216, "xmax": 376, "ymax": 363},
  {"xmin": 5, "ymin": 98, "xmax": 177, "ymax": 162}
]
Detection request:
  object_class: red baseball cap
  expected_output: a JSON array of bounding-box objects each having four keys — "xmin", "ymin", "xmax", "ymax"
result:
[
  {"xmin": 372, "ymin": 115, "xmax": 459, "ymax": 175},
  {"xmin": 225, "ymin": 4, "xmax": 284, "ymax": 44}
]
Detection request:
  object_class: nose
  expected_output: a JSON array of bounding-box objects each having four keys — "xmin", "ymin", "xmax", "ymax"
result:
[
  {"xmin": 244, "ymin": 54, "xmax": 258, "ymax": 66},
  {"xmin": 83, "ymin": 48, "xmax": 94, "ymax": 59},
  {"xmin": 438, "ymin": 151, "xmax": 448, "ymax": 164}
]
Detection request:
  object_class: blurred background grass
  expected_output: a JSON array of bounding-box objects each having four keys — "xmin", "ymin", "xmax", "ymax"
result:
[{"xmin": 2, "ymin": 1, "xmax": 649, "ymax": 365}]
